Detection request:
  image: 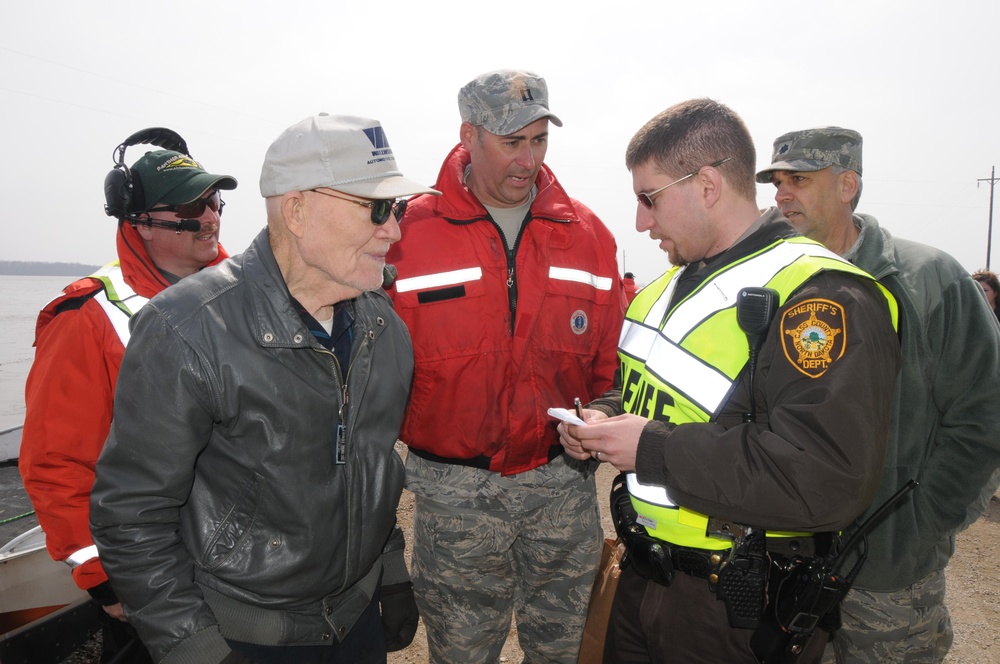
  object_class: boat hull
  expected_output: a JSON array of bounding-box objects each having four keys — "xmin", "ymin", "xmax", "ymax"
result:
[{"xmin": 0, "ymin": 525, "xmax": 88, "ymax": 634}]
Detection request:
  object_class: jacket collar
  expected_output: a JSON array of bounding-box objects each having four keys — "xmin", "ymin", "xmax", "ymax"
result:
[
  {"xmin": 847, "ymin": 213, "xmax": 899, "ymax": 281},
  {"xmin": 416, "ymin": 143, "xmax": 578, "ymax": 223},
  {"xmin": 241, "ymin": 228, "xmax": 385, "ymax": 350},
  {"xmin": 116, "ymin": 220, "xmax": 228, "ymax": 299}
]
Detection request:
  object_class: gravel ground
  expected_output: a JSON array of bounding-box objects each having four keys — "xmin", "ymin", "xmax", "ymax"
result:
[{"xmin": 942, "ymin": 491, "xmax": 1000, "ymax": 663}]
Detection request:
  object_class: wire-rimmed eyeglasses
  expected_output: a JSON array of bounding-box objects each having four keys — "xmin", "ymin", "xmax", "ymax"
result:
[{"xmin": 636, "ymin": 157, "xmax": 732, "ymax": 209}]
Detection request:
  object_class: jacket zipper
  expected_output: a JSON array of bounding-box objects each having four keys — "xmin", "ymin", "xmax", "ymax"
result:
[{"xmin": 492, "ymin": 213, "xmax": 532, "ymax": 337}]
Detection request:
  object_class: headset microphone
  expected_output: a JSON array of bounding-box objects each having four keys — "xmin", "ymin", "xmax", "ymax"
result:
[{"xmin": 140, "ymin": 218, "xmax": 202, "ymax": 233}]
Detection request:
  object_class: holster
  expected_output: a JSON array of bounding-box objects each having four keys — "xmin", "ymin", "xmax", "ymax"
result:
[
  {"xmin": 750, "ymin": 554, "xmax": 845, "ymax": 663},
  {"xmin": 609, "ymin": 474, "xmax": 765, "ymax": 628}
]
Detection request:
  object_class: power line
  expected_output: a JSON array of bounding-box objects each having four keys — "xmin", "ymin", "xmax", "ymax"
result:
[{"xmin": 978, "ymin": 167, "xmax": 999, "ymax": 269}]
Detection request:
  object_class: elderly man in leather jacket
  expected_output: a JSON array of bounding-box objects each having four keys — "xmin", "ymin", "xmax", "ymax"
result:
[{"xmin": 91, "ymin": 115, "xmax": 439, "ymax": 664}]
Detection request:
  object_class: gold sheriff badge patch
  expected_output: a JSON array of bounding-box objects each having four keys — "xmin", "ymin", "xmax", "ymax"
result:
[{"xmin": 781, "ymin": 298, "xmax": 846, "ymax": 378}]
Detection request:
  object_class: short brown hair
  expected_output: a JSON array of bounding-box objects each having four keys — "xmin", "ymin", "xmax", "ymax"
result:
[{"xmin": 625, "ymin": 98, "xmax": 757, "ymax": 201}]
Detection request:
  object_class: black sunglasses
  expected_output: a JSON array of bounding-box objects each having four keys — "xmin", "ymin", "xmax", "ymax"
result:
[
  {"xmin": 310, "ymin": 189, "xmax": 407, "ymax": 225},
  {"xmin": 148, "ymin": 190, "xmax": 224, "ymax": 218}
]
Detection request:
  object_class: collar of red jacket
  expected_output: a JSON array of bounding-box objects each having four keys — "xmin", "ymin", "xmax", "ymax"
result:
[
  {"xmin": 115, "ymin": 220, "xmax": 229, "ymax": 299},
  {"xmin": 424, "ymin": 143, "xmax": 578, "ymax": 222}
]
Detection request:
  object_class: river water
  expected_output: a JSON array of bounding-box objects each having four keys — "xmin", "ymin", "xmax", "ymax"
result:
[{"xmin": 0, "ymin": 275, "xmax": 84, "ymax": 432}]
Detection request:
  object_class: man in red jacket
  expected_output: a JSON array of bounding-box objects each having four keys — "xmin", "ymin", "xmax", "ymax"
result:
[
  {"xmin": 385, "ymin": 69, "xmax": 627, "ymax": 662},
  {"xmin": 19, "ymin": 129, "xmax": 236, "ymax": 663}
]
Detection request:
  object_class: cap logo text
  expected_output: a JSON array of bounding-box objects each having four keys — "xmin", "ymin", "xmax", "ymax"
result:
[{"xmin": 158, "ymin": 156, "xmax": 201, "ymax": 171}]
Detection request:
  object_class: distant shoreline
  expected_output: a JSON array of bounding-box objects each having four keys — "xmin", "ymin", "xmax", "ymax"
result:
[{"xmin": 0, "ymin": 261, "xmax": 100, "ymax": 277}]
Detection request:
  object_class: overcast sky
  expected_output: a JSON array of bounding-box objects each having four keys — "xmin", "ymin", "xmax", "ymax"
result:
[{"xmin": 3, "ymin": 0, "xmax": 998, "ymax": 285}]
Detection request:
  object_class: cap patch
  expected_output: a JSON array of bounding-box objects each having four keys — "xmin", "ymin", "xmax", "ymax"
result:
[
  {"xmin": 781, "ymin": 298, "xmax": 846, "ymax": 378},
  {"xmin": 362, "ymin": 126, "xmax": 396, "ymax": 165},
  {"xmin": 571, "ymin": 310, "xmax": 589, "ymax": 335},
  {"xmin": 157, "ymin": 155, "xmax": 201, "ymax": 171},
  {"xmin": 457, "ymin": 69, "xmax": 563, "ymax": 135}
]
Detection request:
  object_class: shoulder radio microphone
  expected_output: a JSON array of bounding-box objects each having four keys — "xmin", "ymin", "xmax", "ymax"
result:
[{"xmin": 736, "ymin": 287, "xmax": 780, "ymax": 423}]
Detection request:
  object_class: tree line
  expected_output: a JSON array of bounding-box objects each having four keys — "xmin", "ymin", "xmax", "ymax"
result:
[{"xmin": 0, "ymin": 261, "xmax": 101, "ymax": 277}]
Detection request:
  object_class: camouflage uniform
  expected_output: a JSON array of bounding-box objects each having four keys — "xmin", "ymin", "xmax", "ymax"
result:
[
  {"xmin": 820, "ymin": 570, "xmax": 952, "ymax": 664},
  {"xmin": 406, "ymin": 453, "xmax": 602, "ymax": 663}
]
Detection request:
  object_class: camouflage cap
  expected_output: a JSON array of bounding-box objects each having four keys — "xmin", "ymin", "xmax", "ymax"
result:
[
  {"xmin": 458, "ymin": 69, "xmax": 563, "ymax": 135},
  {"xmin": 755, "ymin": 127, "xmax": 862, "ymax": 183}
]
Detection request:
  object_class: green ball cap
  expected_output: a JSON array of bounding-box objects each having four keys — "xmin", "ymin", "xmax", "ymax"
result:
[{"xmin": 131, "ymin": 150, "xmax": 237, "ymax": 210}]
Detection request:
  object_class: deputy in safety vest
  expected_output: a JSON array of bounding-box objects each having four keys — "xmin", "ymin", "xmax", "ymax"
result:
[
  {"xmin": 20, "ymin": 127, "xmax": 235, "ymax": 664},
  {"xmin": 558, "ymin": 100, "xmax": 901, "ymax": 663}
]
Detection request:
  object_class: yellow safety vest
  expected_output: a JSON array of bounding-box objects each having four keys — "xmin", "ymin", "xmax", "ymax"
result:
[
  {"xmin": 621, "ymin": 236, "xmax": 898, "ymax": 549},
  {"xmin": 89, "ymin": 261, "xmax": 150, "ymax": 346}
]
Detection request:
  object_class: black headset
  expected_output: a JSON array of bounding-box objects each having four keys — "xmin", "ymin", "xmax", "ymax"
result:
[{"xmin": 103, "ymin": 127, "xmax": 191, "ymax": 220}]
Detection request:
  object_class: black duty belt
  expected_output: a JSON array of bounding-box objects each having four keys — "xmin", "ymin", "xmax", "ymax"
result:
[{"xmin": 637, "ymin": 537, "xmax": 724, "ymax": 585}]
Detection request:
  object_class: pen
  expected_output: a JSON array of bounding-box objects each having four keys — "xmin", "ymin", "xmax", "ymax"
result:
[{"xmin": 574, "ymin": 397, "xmax": 584, "ymax": 422}]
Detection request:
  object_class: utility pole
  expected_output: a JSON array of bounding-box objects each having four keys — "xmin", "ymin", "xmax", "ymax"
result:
[{"xmin": 979, "ymin": 166, "xmax": 999, "ymax": 269}]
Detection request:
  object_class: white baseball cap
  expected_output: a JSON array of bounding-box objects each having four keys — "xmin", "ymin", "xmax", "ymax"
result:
[{"xmin": 259, "ymin": 114, "xmax": 439, "ymax": 199}]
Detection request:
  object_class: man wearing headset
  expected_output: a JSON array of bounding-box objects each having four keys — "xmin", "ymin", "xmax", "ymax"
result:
[{"xmin": 19, "ymin": 129, "xmax": 236, "ymax": 663}]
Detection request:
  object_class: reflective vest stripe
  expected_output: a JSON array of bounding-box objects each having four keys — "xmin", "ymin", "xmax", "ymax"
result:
[
  {"xmin": 89, "ymin": 262, "xmax": 149, "ymax": 346},
  {"xmin": 64, "ymin": 545, "xmax": 99, "ymax": 568},
  {"xmin": 660, "ymin": 240, "xmax": 843, "ymax": 336},
  {"xmin": 394, "ymin": 267, "xmax": 483, "ymax": 293},
  {"xmin": 620, "ymin": 321, "xmax": 733, "ymax": 415},
  {"xmin": 620, "ymin": 240, "xmax": 851, "ymax": 416},
  {"xmin": 548, "ymin": 266, "xmax": 613, "ymax": 290}
]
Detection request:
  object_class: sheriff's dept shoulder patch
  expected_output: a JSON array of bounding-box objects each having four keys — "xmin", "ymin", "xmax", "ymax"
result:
[{"xmin": 781, "ymin": 298, "xmax": 846, "ymax": 378}]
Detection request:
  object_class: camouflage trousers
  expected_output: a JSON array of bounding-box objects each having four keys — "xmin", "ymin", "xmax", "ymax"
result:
[
  {"xmin": 406, "ymin": 452, "xmax": 602, "ymax": 664},
  {"xmin": 821, "ymin": 569, "xmax": 953, "ymax": 663}
]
